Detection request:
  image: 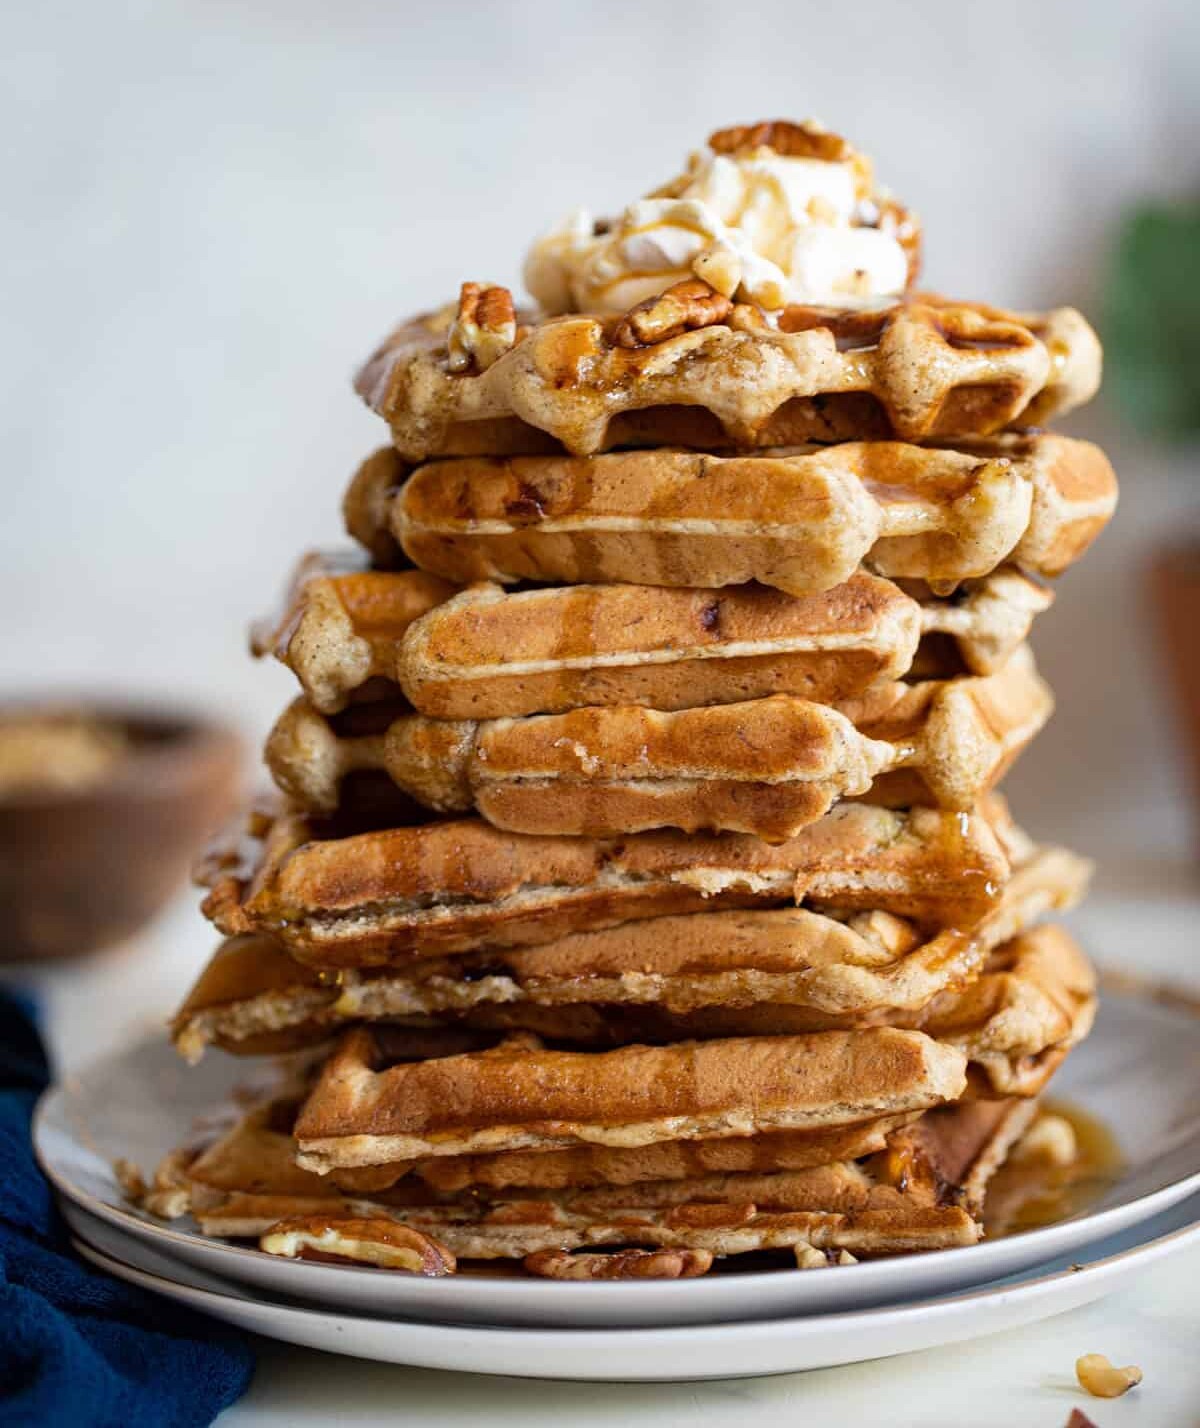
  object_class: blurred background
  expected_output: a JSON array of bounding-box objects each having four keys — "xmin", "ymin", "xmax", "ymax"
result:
[{"xmin": 3, "ymin": 0, "xmax": 1199, "ymax": 876}]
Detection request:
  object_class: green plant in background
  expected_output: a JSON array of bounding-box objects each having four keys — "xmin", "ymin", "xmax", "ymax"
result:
[{"xmin": 1104, "ymin": 202, "xmax": 1200, "ymax": 441}]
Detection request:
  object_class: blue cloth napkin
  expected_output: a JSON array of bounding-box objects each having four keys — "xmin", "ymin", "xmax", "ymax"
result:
[{"xmin": 0, "ymin": 988, "xmax": 254, "ymax": 1427}]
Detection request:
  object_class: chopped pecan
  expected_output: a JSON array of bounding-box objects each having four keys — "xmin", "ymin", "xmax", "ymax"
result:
[
  {"xmin": 523, "ymin": 1247, "xmax": 714, "ymax": 1280},
  {"xmin": 727, "ymin": 302, "xmax": 771, "ymax": 333},
  {"xmin": 708, "ymin": 120, "xmax": 851, "ymax": 164},
  {"xmin": 611, "ymin": 279, "xmax": 733, "ymax": 349},
  {"xmin": 447, "ymin": 282, "xmax": 517, "ymax": 373},
  {"xmin": 260, "ymin": 1215, "xmax": 457, "ymax": 1275},
  {"xmin": 795, "ymin": 1243, "xmax": 858, "ymax": 1269}
]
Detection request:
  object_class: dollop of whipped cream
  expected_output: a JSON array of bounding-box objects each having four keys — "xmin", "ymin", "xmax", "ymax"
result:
[{"xmin": 524, "ymin": 120, "xmax": 915, "ymax": 316}]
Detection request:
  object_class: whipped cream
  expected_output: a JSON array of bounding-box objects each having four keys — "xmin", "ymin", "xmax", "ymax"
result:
[{"xmin": 524, "ymin": 125, "xmax": 912, "ymax": 315}]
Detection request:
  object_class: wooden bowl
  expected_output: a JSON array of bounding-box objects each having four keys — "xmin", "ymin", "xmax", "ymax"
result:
[{"xmin": 0, "ymin": 702, "xmax": 241, "ymax": 961}]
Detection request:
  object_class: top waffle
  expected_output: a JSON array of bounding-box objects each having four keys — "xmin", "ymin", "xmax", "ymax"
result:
[{"xmin": 355, "ymin": 290, "xmax": 1101, "ymax": 460}]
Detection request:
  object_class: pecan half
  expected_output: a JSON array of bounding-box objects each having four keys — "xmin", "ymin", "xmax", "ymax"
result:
[
  {"xmin": 611, "ymin": 279, "xmax": 733, "ymax": 349},
  {"xmin": 260, "ymin": 1215, "xmax": 457, "ymax": 1275},
  {"xmin": 709, "ymin": 120, "xmax": 851, "ymax": 164},
  {"xmin": 447, "ymin": 282, "xmax": 517, "ymax": 373},
  {"xmin": 523, "ymin": 1247, "xmax": 714, "ymax": 1280}
]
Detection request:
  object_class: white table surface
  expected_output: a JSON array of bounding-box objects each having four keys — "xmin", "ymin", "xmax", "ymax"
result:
[{"xmin": 18, "ymin": 858, "xmax": 1200, "ymax": 1428}]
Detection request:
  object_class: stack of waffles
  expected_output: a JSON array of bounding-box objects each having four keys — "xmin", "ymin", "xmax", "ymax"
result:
[{"xmin": 149, "ymin": 120, "xmax": 1118, "ymax": 1280}]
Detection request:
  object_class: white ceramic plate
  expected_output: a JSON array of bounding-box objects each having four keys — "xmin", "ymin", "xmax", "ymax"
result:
[
  {"xmin": 71, "ymin": 1192, "xmax": 1200, "ymax": 1380},
  {"xmin": 35, "ymin": 987, "xmax": 1200, "ymax": 1328}
]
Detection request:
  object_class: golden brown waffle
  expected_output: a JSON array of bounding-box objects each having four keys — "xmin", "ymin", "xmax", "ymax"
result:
[
  {"xmin": 268, "ymin": 551, "xmax": 1052, "ymax": 718},
  {"xmin": 263, "ymin": 650, "xmax": 1051, "ymax": 838},
  {"xmin": 837, "ymin": 643, "xmax": 1054, "ymax": 809},
  {"xmin": 293, "ymin": 1025, "xmax": 969, "ymax": 1169},
  {"xmin": 399, "ymin": 571, "xmax": 1053, "ymax": 720},
  {"xmin": 341, "ymin": 448, "xmax": 409, "ymax": 566},
  {"xmin": 250, "ymin": 549, "xmax": 456, "ymax": 715},
  {"xmin": 171, "ymin": 840, "xmax": 1087, "ymax": 1062},
  {"xmin": 139, "ymin": 1089, "xmax": 445, "ymax": 1239},
  {"xmin": 378, "ymin": 437, "xmax": 1115, "ymax": 598},
  {"xmin": 137, "ymin": 1091, "xmax": 1034, "ymax": 1260},
  {"xmin": 171, "ymin": 934, "xmax": 332, "ymax": 1062},
  {"xmin": 197, "ymin": 800, "xmax": 1013, "ymax": 968},
  {"xmin": 285, "ymin": 932, "xmax": 1088, "ymax": 1180},
  {"xmin": 361, "ymin": 1099, "xmax": 1039, "ymax": 1260},
  {"xmin": 356, "ymin": 1118, "xmax": 921, "ymax": 1197},
  {"xmin": 153, "ymin": 1077, "xmax": 924, "ymax": 1211},
  {"xmin": 913, "ymin": 924, "xmax": 1097, "ymax": 1097},
  {"xmin": 503, "ymin": 925, "xmax": 1095, "ymax": 1094},
  {"xmin": 265, "ymin": 693, "xmax": 890, "ymax": 840},
  {"xmin": 354, "ymin": 294, "xmax": 1101, "ymax": 459}
]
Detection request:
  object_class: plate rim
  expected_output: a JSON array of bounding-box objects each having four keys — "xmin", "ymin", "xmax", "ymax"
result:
[{"xmin": 68, "ymin": 1191, "xmax": 1200, "ymax": 1345}]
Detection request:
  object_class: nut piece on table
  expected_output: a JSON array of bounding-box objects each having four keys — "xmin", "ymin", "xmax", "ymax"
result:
[
  {"xmin": 611, "ymin": 279, "xmax": 733, "ymax": 348},
  {"xmin": 795, "ymin": 1244, "xmax": 859, "ymax": 1269},
  {"xmin": 1065, "ymin": 1411, "xmax": 1098, "ymax": 1428},
  {"xmin": 1075, "ymin": 1352, "xmax": 1143, "ymax": 1398},
  {"xmin": 447, "ymin": 282, "xmax": 517, "ymax": 373},
  {"xmin": 523, "ymin": 1247, "xmax": 714, "ymax": 1280},
  {"xmin": 260, "ymin": 1215, "xmax": 456, "ymax": 1276}
]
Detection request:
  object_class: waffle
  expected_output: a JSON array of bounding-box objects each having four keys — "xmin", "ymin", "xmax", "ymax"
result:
[
  {"xmin": 290, "ymin": 930, "xmax": 1090, "ymax": 1173},
  {"xmin": 172, "ymin": 839, "xmax": 1086, "ymax": 1062},
  {"xmin": 345, "ymin": 1117, "xmax": 922, "ymax": 1197},
  {"xmin": 341, "ymin": 447, "xmax": 410, "ymax": 567},
  {"xmin": 912, "ymin": 924, "xmax": 1097, "ymax": 1097},
  {"xmin": 379, "ymin": 436, "xmax": 1114, "ymax": 600},
  {"xmin": 197, "ymin": 800, "xmax": 1013, "ymax": 968},
  {"xmin": 292, "ymin": 1024, "xmax": 969, "ymax": 1168},
  {"xmin": 171, "ymin": 934, "xmax": 328, "ymax": 1062},
  {"xmin": 156, "ymin": 1078, "xmax": 922, "ymax": 1206},
  {"xmin": 264, "ymin": 648, "xmax": 1051, "ymax": 839},
  {"xmin": 250, "ymin": 548, "xmax": 456, "ymax": 714},
  {"xmin": 487, "ymin": 924, "xmax": 1095, "ymax": 1094},
  {"xmin": 139, "ymin": 1091, "xmax": 1031, "ymax": 1260},
  {"xmin": 271, "ymin": 551, "xmax": 1050, "ymax": 719},
  {"xmin": 354, "ymin": 294, "xmax": 1101, "ymax": 459},
  {"xmin": 399, "ymin": 571, "xmax": 1054, "ymax": 720},
  {"xmin": 321, "ymin": 1099, "xmax": 1039, "ymax": 1261},
  {"xmin": 141, "ymin": 1088, "xmax": 443, "ymax": 1239}
]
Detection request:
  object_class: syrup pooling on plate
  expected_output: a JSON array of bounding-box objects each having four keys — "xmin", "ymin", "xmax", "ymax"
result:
[{"xmin": 984, "ymin": 1101, "xmax": 1124, "ymax": 1237}]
